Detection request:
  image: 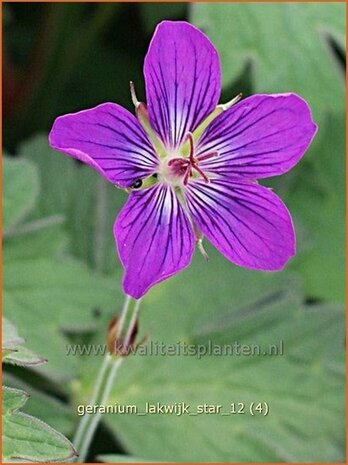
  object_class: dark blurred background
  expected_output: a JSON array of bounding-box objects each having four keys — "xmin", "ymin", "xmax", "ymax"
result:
[{"xmin": 3, "ymin": 2, "xmax": 253, "ymax": 152}]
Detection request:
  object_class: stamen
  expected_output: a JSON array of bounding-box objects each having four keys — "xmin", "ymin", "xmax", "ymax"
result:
[
  {"xmin": 168, "ymin": 133, "xmax": 216, "ymax": 185},
  {"xmin": 196, "ymin": 151, "xmax": 219, "ymax": 162},
  {"xmin": 185, "ymin": 132, "xmax": 196, "ymax": 163},
  {"xmin": 183, "ymin": 166, "xmax": 191, "ymax": 186},
  {"xmin": 182, "ymin": 132, "xmax": 212, "ymax": 183},
  {"xmin": 168, "ymin": 158, "xmax": 189, "ymax": 167},
  {"xmin": 192, "ymin": 165, "xmax": 210, "ymax": 183}
]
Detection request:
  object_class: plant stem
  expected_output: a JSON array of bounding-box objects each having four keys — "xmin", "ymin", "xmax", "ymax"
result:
[
  {"xmin": 73, "ymin": 295, "xmax": 142, "ymax": 462},
  {"xmin": 75, "ymin": 356, "xmax": 123, "ymax": 463}
]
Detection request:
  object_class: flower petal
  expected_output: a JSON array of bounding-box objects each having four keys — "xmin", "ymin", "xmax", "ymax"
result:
[
  {"xmin": 49, "ymin": 103, "xmax": 158, "ymax": 188},
  {"xmin": 144, "ymin": 21, "xmax": 221, "ymax": 150},
  {"xmin": 196, "ymin": 94, "xmax": 317, "ymax": 179},
  {"xmin": 114, "ymin": 183, "xmax": 195, "ymax": 299},
  {"xmin": 185, "ymin": 178, "xmax": 295, "ymax": 271}
]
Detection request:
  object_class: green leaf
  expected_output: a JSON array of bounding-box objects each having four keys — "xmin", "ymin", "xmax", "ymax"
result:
[
  {"xmin": 2, "ymin": 153, "xmax": 122, "ymax": 380},
  {"xmin": 3, "ymin": 373, "xmax": 74, "ymax": 438},
  {"xmin": 2, "ymin": 317, "xmax": 46, "ymax": 366},
  {"xmin": 76, "ymin": 252, "xmax": 344, "ymax": 462},
  {"xmin": 2, "ymin": 317, "xmax": 24, "ymax": 350},
  {"xmin": 3, "ymin": 248, "xmax": 120, "ymax": 380},
  {"xmin": 20, "ymin": 134, "xmax": 126, "ymax": 274},
  {"xmin": 3, "ymin": 156, "xmax": 40, "ymax": 231},
  {"xmin": 285, "ymin": 113, "xmax": 345, "ymax": 302},
  {"xmin": 3, "ymin": 386, "xmax": 28, "ymax": 412},
  {"xmin": 191, "ymin": 3, "xmax": 345, "ymax": 122},
  {"xmin": 2, "ymin": 386, "xmax": 76, "ymax": 462}
]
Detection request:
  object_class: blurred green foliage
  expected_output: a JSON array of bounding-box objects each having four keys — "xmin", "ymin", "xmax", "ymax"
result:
[
  {"xmin": 192, "ymin": 2, "xmax": 345, "ymax": 124},
  {"xmin": 3, "ymin": 2, "xmax": 345, "ymax": 463}
]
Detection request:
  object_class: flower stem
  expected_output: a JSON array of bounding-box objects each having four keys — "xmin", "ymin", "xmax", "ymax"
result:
[{"xmin": 73, "ymin": 295, "xmax": 142, "ymax": 462}]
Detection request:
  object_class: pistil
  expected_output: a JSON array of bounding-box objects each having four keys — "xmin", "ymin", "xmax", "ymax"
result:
[{"xmin": 167, "ymin": 133, "xmax": 218, "ymax": 186}]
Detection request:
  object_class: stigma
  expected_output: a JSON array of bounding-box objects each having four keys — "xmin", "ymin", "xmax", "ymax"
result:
[{"xmin": 167, "ymin": 133, "xmax": 218, "ymax": 186}]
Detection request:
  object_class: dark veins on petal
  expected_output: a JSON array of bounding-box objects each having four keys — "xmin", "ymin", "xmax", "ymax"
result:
[{"xmin": 187, "ymin": 181, "xmax": 290, "ymax": 262}]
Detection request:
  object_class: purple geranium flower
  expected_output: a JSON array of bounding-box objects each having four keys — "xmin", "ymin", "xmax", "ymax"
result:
[{"xmin": 49, "ymin": 21, "xmax": 317, "ymax": 299}]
